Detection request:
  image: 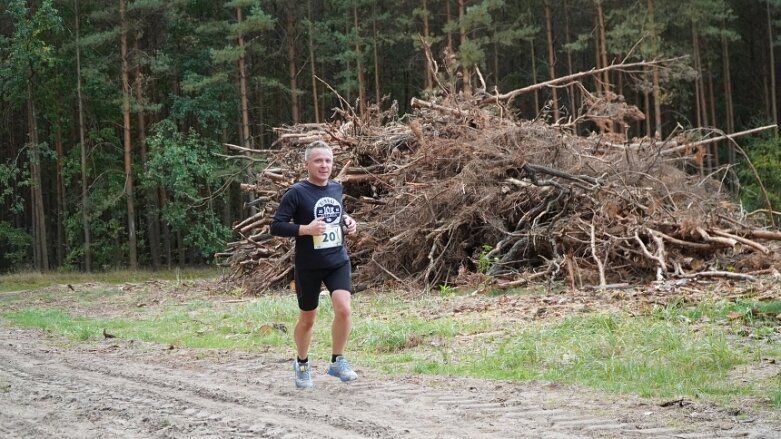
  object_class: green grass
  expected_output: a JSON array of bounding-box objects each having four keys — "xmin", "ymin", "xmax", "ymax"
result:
[
  {"xmin": 409, "ymin": 314, "xmax": 744, "ymax": 398},
  {"xmin": 772, "ymin": 390, "xmax": 781, "ymax": 409},
  {"xmin": 0, "ymin": 296, "xmax": 296, "ymax": 350},
  {"xmin": 0, "ymin": 267, "xmax": 222, "ymax": 293},
  {"xmin": 1, "ymin": 284, "xmax": 779, "ymax": 410},
  {"xmin": 1, "ymin": 308, "xmax": 123, "ymax": 342}
]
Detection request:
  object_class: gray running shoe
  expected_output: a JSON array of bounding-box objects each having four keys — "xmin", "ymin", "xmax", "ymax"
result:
[
  {"xmin": 327, "ymin": 356, "xmax": 358, "ymax": 382},
  {"xmin": 293, "ymin": 359, "xmax": 313, "ymax": 389}
]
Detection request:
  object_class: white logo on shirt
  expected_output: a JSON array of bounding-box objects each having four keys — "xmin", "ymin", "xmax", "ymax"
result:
[{"xmin": 313, "ymin": 197, "xmax": 342, "ymax": 224}]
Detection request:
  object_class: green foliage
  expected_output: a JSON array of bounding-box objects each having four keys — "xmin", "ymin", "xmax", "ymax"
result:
[
  {"xmin": 455, "ymin": 38, "xmax": 486, "ymax": 69},
  {"xmin": 477, "ymin": 244, "xmax": 498, "ymax": 274},
  {"xmin": 61, "ymin": 127, "xmax": 126, "ymax": 269},
  {"xmin": 172, "ymin": 73, "xmax": 235, "ymax": 135},
  {"xmin": 0, "ymin": 0, "xmax": 64, "ymax": 115},
  {"xmin": 437, "ymin": 283, "xmax": 456, "ymax": 297},
  {"xmin": 145, "ymin": 120, "xmax": 234, "ymax": 259},
  {"xmin": 0, "ymin": 222, "xmax": 32, "ymax": 271},
  {"xmin": 450, "ymin": 0, "xmax": 535, "ymax": 70},
  {"xmin": 0, "ymin": 156, "xmax": 29, "ymax": 215},
  {"xmin": 738, "ymin": 136, "xmax": 781, "ymax": 227},
  {"xmin": 211, "ymin": 2, "xmax": 274, "ymax": 65}
]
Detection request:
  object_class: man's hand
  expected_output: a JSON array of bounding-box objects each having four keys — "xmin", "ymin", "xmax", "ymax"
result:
[
  {"xmin": 343, "ymin": 215, "xmax": 357, "ymax": 235},
  {"xmin": 301, "ymin": 217, "xmax": 327, "ymax": 236}
]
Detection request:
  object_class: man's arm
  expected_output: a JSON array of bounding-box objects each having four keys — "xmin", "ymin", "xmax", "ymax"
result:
[
  {"xmin": 270, "ymin": 188, "xmax": 326, "ymax": 237},
  {"xmin": 270, "ymin": 190, "xmax": 300, "ymax": 237}
]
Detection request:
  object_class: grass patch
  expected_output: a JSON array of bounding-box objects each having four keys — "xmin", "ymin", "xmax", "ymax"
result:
[
  {"xmin": 0, "ymin": 295, "xmax": 298, "ymax": 350},
  {"xmin": 358, "ymin": 297, "xmax": 781, "ymax": 405},
  {"xmin": 1, "ymin": 308, "xmax": 126, "ymax": 342},
  {"xmin": 1, "ymin": 285, "xmax": 778, "ymax": 409},
  {"xmin": 477, "ymin": 314, "xmax": 741, "ymax": 398},
  {"xmin": 0, "ymin": 267, "xmax": 222, "ymax": 293},
  {"xmin": 771, "ymin": 390, "xmax": 781, "ymax": 409}
]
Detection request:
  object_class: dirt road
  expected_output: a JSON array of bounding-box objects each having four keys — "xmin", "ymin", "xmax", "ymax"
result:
[{"xmin": 1, "ymin": 326, "xmax": 778, "ymax": 439}]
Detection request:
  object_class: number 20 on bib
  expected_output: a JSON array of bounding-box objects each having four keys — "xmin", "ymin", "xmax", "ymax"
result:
[{"xmin": 313, "ymin": 223, "xmax": 343, "ymax": 249}]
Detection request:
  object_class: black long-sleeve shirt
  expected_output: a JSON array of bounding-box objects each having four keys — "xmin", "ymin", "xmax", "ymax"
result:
[{"xmin": 270, "ymin": 180, "xmax": 349, "ymax": 270}]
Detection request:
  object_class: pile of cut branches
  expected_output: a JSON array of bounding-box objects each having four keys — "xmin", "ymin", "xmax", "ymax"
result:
[{"xmin": 219, "ymin": 61, "xmax": 780, "ymax": 294}]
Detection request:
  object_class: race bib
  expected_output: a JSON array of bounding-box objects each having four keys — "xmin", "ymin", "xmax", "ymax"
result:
[{"xmin": 313, "ymin": 223, "xmax": 343, "ymax": 249}]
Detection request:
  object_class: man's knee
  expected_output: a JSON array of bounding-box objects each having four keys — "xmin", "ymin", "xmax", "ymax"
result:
[
  {"xmin": 297, "ymin": 309, "xmax": 317, "ymax": 329},
  {"xmin": 332, "ymin": 289, "xmax": 352, "ymax": 319}
]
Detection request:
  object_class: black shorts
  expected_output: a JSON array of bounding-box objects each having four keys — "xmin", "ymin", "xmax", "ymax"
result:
[{"xmin": 294, "ymin": 261, "xmax": 353, "ymax": 311}]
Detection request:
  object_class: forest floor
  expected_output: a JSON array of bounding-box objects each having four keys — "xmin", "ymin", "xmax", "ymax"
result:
[{"xmin": 0, "ymin": 279, "xmax": 780, "ymax": 438}]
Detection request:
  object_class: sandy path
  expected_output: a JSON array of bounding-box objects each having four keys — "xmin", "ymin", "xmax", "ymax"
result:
[{"xmin": 0, "ymin": 326, "xmax": 778, "ymax": 439}]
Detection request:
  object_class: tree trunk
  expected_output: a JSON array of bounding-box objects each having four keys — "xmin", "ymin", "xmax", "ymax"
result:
[
  {"xmin": 544, "ymin": 1, "xmax": 559, "ymax": 121},
  {"xmin": 691, "ymin": 25, "xmax": 708, "ymax": 176},
  {"xmin": 254, "ymin": 82, "xmax": 266, "ymax": 148},
  {"xmin": 446, "ymin": 0, "xmax": 453, "ymax": 55},
  {"xmin": 693, "ymin": 28, "xmax": 709, "ymax": 130},
  {"xmin": 177, "ymin": 230, "xmax": 185, "ymax": 267},
  {"xmin": 27, "ymin": 83, "xmax": 49, "ymax": 271},
  {"xmin": 648, "ymin": 0, "xmax": 663, "ymax": 138},
  {"xmin": 372, "ymin": 7, "xmax": 381, "ymax": 104},
  {"xmin": 595, "ymin": 0, "xmax": 610, "ymax": 93},
  {"xmin": 307, "ymin": 0, "xmax": 320, "ymax": 123},
  {"xmin": 286, "ymin": 0, "xmax": 299, "ymax": 124},
  {"xmin": 457, "ymin": 0, "xmax": 471, "ymax": 96},
  {"xmin": 707, "ymin": 60, "xmax": 718, "ymax": 167},
  {"xmin": 764, "ymin": 73, "xmax": 771, "ymax": 120},
  {"xmin": 721, "ymin": 28, "xmax": 736, "ymax": 184},
  {"xmin": 353, "ymin": 4, "xmax": 366, "ymax": 115},
  {"xmin": 422, "ymin": 0, "xmax": 433, "ymax": 90},
  {"xmin": 236, "ymin": 5, "xmax": 256, "ymax": 214},
  {"xmin": 564, "ymin": 0, "xmax": 576, "ymax": 119},
  {"xmin": 221, "ymin": 128, "xmax": 232, "ymax": 228},
  {"xmin": 493, "ymin": 28, "xmax": 499, "ymax": 89},
  {"xmin": 160, "ymin": 187, "xmax": 172, "ymax": 269},
  {"xmin": 53, "ymin": 100, "xmax": 65, "ymax": 267},
  {"xmin": 692, "ymin": 27, "xmax": 703, "ymax": 128},
  {"xmin": 530, "ymin": 40, "xmax": 539, "ymax": 114},
  {"xmin": 120, "ymin": 0, "xmax": 137, "ymax": 269},
  {"xmin": 644, "ymin": 85, "xmax": 651, "ymax": 137},
  {"xmin": 135, "ymin": 34, "xmax": 161, "ymax": 270},
  {"xmin": 237, "ymin": 6, "xmax": 251, "ymax": 149},
  {"xmin": 767, "ymin": 0, "xmax": 778, "ymax": 133},
  {"xmin": 75, "ymin": 0, "xmax": 91, "ymax": 272},
  {"xmin": 722, "ymin": 30, "xmax": 734, "ymax": 135}
]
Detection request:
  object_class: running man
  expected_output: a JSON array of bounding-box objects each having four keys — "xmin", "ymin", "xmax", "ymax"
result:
[{"xmin": 270, "ymin": 140, "xmax": 359, "ymax": 389}]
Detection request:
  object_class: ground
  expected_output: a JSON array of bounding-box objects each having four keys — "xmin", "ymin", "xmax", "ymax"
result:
[{"xmin": 0, "ymin": 280, "xmax": 779, "ymax": 438}]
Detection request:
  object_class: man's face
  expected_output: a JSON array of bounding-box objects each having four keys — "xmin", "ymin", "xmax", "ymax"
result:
[{"xmin": 305, "ymin": 147, "xmax": 333, "ymax": 185}]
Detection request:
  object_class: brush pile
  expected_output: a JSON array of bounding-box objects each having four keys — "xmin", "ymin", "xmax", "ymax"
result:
[{"xmin": 219, "ymin": 66, "xmax": 781, "ymax": 294}]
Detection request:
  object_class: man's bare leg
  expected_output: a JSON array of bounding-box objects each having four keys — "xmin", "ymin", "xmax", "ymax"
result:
[
  {"xmin": 330, "ymin": 289, "xmax": 352, "ymax": 355},
  {"xmin": 295, "ymin": 309, "xmax": 317, "ymax": 360}
]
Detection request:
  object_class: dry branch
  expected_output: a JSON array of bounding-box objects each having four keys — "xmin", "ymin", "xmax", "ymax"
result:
[
  {"xmin": 482, "ymin": 59, "xmax": 673, "ymax": 104},
  {"xmin": 410, "ymin": 97, "xmax": 467, "ymax": 117},
  {"xmin": 659, "ymin": 125, "xmax": 777, "ymax": 156}
]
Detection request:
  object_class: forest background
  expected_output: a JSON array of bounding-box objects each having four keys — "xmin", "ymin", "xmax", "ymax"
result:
[{"xmin": 1, "ymin": 0, "xmax": 780, "ymax": 274}]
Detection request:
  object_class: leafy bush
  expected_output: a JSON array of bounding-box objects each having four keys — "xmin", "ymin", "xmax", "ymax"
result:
[
  {"xmin": 144, "ymin": 120, "xmax": 235, "ymax": 261},
  {"xmin": 0, "ymin": 222, "xmax": 31, "ymax": 272},
  {"xmin": 738, "ymin": 136, "xmax": 781, "ymax": 228}
]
